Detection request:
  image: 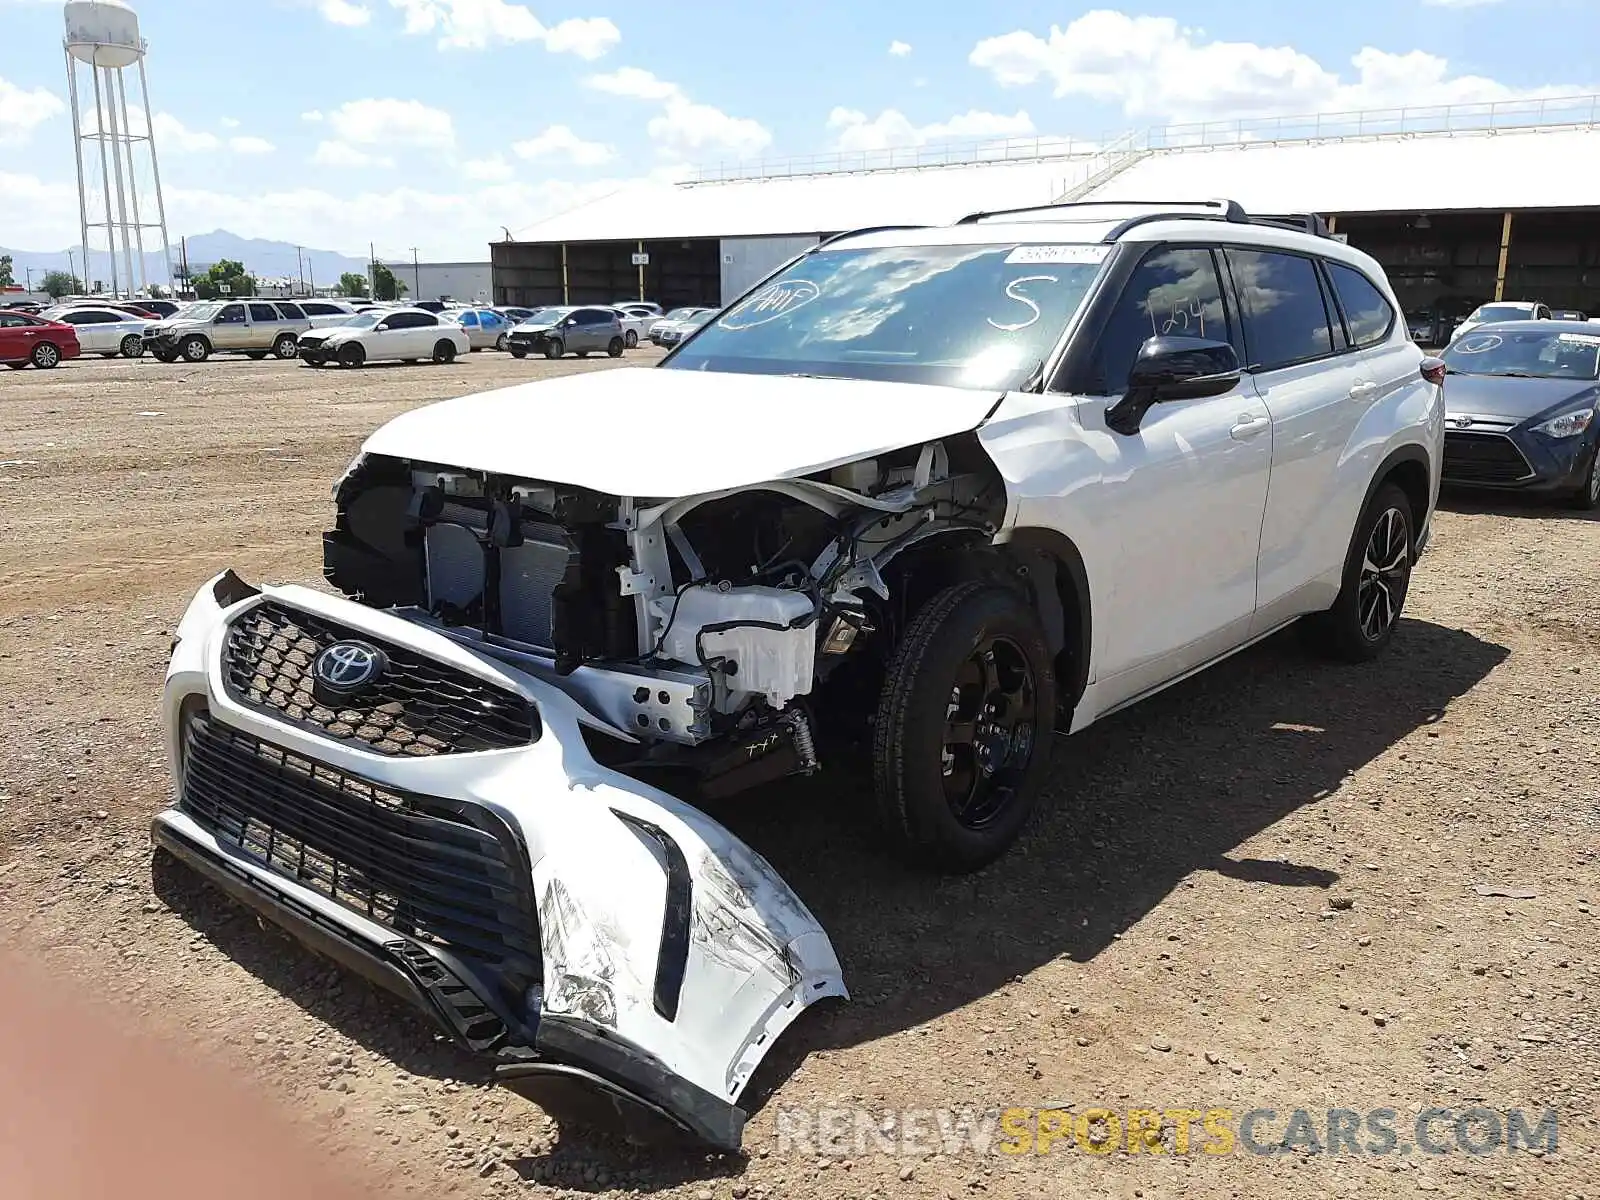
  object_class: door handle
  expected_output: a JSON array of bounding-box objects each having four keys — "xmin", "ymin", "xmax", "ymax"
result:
[
  {"xmin": 1349, "ymin": 380, "xmax": 1380, "ymax": 402},
  {"xmin": 1230, "ymin": 414, "xmax": 1270, "ymax": 441}
]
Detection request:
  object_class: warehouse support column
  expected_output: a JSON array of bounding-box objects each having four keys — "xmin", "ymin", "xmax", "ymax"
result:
[
  {"xmin": 1326, "ymin": 215, "xmax": 1337, "ymax": 235},
  {"xmin": 561, "ymin": 243, "xmax": 569, "ymax": 304},
  {"xmin": 1494, "ymin": 212, "xmax": 1514, "ymax": 302},
  {"xmin": 637, "ymin": 239, "xmax": 645, "ymax": 301}
]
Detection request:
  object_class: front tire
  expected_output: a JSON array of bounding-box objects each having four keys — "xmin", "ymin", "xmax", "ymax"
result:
[
  {"xmin": 120, "ymin": 334, "xmax": 144, "ymax": 358},
  {"xmin": 1566, "ymin": 447, "xmax": 1600, "ymax": 510},
  {"xmin": 432, "ymin": 340, "xmax": 457, "ymax": 364},
  {"xmin": 1303, "ymin": 482, "xmax": 1414, "ymax": 662},
  {"xmin": 872, "ymin": 582, "xmax": 1056, "ymax": 872},
  {"xmin": 272, "ymin": 333, "xmax": 299, "ymax": 360},
  {"xmin": 338, "ymin": 342, "xmax": 366, "ymax": 368},
  {"xmin": 543, "ymin": 338, "xmax": 563, "ymax": 360},
  {"xmin": 179, "ymin": 336, "xmax": 209, "ymax": 363}
]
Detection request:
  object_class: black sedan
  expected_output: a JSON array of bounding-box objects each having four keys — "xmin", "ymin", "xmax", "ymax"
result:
[{"xmin": 1441, "ymin": 322, "xmax": 1600, "ymax": 509}]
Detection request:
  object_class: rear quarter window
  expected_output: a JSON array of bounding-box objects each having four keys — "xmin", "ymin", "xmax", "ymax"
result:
[
  {"xmin": 1225, "ymin": 249, "xmax": 1335, "ymax": 370},
  {"xmin": 1325, "ymin": 263, "xmax": 1395, "ymax": 349}
]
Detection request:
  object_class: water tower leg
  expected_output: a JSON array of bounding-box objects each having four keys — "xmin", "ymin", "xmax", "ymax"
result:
[
  {"xmin": 137, "ymin": 55, "xmax": 173, "ymax": 294},
  {"xmin": 101, "ymin": 65, "xmax": 137, "ymax": 298},
  {"xmin": 89, "ymin": 64, "xmax": 118, "ymax": 295},
  {"xmin": 114, "ymin": 68, "xmax": 148, "ymax": 294},
  {"xmin": 63, "ymin": 47, "xmax": 92, "ymax": 293}
]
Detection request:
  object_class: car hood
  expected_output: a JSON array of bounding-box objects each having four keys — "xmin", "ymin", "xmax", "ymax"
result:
[
  {"xmin": 512, "ymin": 321, "xmax": 558, "ymax": 333},
  {"xmin": 361, "ymin": 366, "xmax": 1003, "ymax": 497},
  {"xmin": 1445, "ymin": 373, "xmax": 1600, "ymax": 422}
]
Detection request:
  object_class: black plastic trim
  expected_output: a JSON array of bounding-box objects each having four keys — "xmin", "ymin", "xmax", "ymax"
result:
[
  {"xmin": 610, "ymin": 810, "xmax": 692, "ymax": 1023},
  {"xmin": 959, "ymin": 198, "xmax": 1247, "ymax": 226}
]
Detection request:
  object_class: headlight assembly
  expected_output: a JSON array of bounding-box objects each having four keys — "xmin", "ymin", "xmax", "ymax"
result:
[{"xmin": 1534, "ymin": 407, "xmax": 1596, "ymax": 439}]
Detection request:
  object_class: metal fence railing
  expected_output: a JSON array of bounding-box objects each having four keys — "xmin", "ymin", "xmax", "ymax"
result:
[{"xmin": 685, "ymin": 93, "xmax": 1600, "ymax": 186}]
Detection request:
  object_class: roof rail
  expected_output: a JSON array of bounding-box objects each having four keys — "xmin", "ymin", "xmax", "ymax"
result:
[
  {"xmin": 957, "ymin": 198, "xmax": 1249, "ymax": 225},
  {"xmin": 815, "ymin": 223, "xmax": 930, "ymax": 248},
  {"xmin": 1099, "ymin": 204, "xmax": 1334, "ymax": 243}
]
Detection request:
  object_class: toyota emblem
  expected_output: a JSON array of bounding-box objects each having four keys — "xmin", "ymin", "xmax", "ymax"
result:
[
  {"xmin": 1450, "ymin": 415, "xmax": 1474, "ymax": 429},
  {"xmin": 313, "ymin": 640, "xmax": 386, "ymax": 695}
]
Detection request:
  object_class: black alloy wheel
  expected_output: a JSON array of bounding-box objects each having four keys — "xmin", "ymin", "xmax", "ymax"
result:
[{"xmin": 940, "ymin": 635, "xmax": 1039, "ymax": 831}]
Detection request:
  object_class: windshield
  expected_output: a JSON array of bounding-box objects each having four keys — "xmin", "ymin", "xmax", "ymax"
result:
[
  {"xmin": 520, "ymin": 307, "xmax": 569, "ymax": 325},
  {"xmin": 336, "ymin": 313, "xmax": 383, "ymax": 330},
  {"xmin": 1469, "ymin": 304, "xmax": 1533, "ymax": 323},
  {"xmin": 663, "ymin": 307, "xmax": 704, "ymax": 320},
  {"xmin": 662, "ymin": 242, "xmax": 1106, "ymax": 390},
  {"xmin": 1444, "ymin": 328, "xmax": 1600, "ymax": 380},
  {"xmin": 182, "ymin": 302, "xmax": 222, "ymax": 320}
]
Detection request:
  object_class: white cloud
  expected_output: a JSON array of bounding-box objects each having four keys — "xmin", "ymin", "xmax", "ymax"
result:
[
  {"xmin": 325, "ymin": 97, "xmax": 455, "ymax": 148},
  {"xmin": 888, "ymin": 40, "xmax": 912, "ymax": 57},
  {"xmin": 319, "ymin": 0, "xmax": 372, "ymax": 24},
  {"xmin": 219, "ymin": 117, "xmax": 241, "ymax": 129},
  {"xmin": 827, "ymin": 107, "xmax": 1035, "ymax": 152},
  {"xmin": 969, "ymin": 12, "xmax": 1587, "ymax": 121},
  {"xmin": 301, "ymin": 110, "xmax": 325, "ymax": 122},
  {"xmin": 0, "ymin": 76, "xmax": 64, "ymax": 145},
  {"xmin": 585, "ymin": 67, "xmax": 771, "ymax": 158},
  {"xmin": 311, "ymin": 140, "xmax": 394, "ymax": 168},
  {"xmin": 229, "ymin": 136, "xmax": 276, "ymax": 155},
  {"xmin": 153, "ymin": 112, "xmax": 222, "ymax": 152},
  {"xmin": 585, "ymin": 66, "xmax": 680, "ymax": 101},
  {"xmin": 460, "ymin": 153, "xmax": 515, "ymax": 180},
  {"xmin": 386, "ymin": 0, "xmax": 619, "ymax": 55},
  {"xmin": 512, "ymin": 123, "xmax": 614, "ymax": 165}
]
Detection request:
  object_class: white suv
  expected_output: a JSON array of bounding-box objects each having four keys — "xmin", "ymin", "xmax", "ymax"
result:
[{"xmin": 153, "ymin": 199, "xmax": 1442, "ymax": 1152}]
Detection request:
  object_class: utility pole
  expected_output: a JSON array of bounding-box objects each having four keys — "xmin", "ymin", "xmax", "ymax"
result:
[
  {"xmin": 295, "ymin": 245, "xmax": 305, "ymax": 296},
  {"xmin": 25, "ymin": 267, "xmax": 33, "ymax": 294},
  {"xmin": 66, "ymin": 248, "xmax": 77, "ymax": 290},
  {"xmin": 368, "ymin": 242, "xmax": 375, "ymax": 302},
  {"xmin": 308, "ymin": 259, "xmax": 315, "ymax": 296},
  {"xmin": 410, "ymin": 246, "xmax": 420, "ymax": 301}
]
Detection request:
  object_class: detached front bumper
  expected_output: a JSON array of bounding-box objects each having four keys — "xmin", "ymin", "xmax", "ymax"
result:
[{"xmin": 157, "ymin": 573, "xmax": 847, "ymax": 1148}]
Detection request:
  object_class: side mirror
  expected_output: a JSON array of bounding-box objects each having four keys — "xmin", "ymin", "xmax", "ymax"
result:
[
  {"xmin": 1106, "ymin": 336, "xmax": 1242, "ymax": 436},
  {"xmin": 560, "ymin": 317, "xmax": 576, "ymax": 327},
  {"xmin": 375, "ymin": 321, "xmax": 391, "ymax": 331}
]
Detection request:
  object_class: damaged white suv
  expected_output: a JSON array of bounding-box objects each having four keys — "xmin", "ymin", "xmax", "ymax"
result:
[{"xmin": 154, "ymin": 199, "xmax": 1443, "ymax": 1149}]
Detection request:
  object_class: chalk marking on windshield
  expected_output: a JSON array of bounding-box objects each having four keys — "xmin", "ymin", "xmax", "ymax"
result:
[
  {"xmin": 987, "ymin": 274, "xmax": 1057, "ymax": 332},
  {"xmin": 718, "ymin": 279, "xmax": 821, "ymax": 331},
  {"xmin": 1455, "ymin": 334, "xmax": 1502, "ymax": 354}
]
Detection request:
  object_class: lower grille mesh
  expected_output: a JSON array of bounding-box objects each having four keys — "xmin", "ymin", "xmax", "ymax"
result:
[
  {"xmin": 179, "ymin": 711, "xmax": 539, "ymax": 976},
  {"xmin": 1443, "ymin": 432, "xmax": 1533, "ymax": 484}
]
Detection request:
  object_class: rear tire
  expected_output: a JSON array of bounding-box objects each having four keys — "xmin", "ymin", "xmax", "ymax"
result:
[
  {"xmin": 338, "ymin": 342, "xmax": 366, "ymax": 368},
  {"xmin": 624, "ymin": 330, "xmax": 638, "ymax": 348},
  {"xmin": 607, "ymin": 337, "xmax": 625, "ymax": 358},
  {"xmin": 272, "ymin": 333, "xmax": 299, "ymax": 360},
  {"xmin": 432, "ymin": 340, "xmax": 457, "ymax": 364},
  {"xmin": 31, "ymin": 341, "xmax": 61, "ymax": 369},
  {"xmin": 179, "ymin": 336, "xmax": 209, "ymax": 363},
  {"xmin": 120, "ymin": 334, "xmax": 145, "ymax": 358},
  {"xmin": 872, "ymin": 581, "xmax": 1056, "ymax": 872},
  {"xmin": 543, "ymin": 338, "xmax": 563, "ymax": 360},
  {"xmin": 496, "ymin": 333, "xmax": 509, "ymax": 352},
  {"xmin": 1302, "ymin": 482, "xmax": 1414, "ymax": 662}
]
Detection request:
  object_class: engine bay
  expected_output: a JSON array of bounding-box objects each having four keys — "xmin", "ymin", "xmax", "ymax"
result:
[{"xmin": 322, "ymin": 439, "xmax": 1004, "ymax": 797}]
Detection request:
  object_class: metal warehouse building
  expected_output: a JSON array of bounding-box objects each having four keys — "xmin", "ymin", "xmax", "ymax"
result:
[{"xmin": 493, "ymin": 96, "xmax": 1600, "ymax": 338}]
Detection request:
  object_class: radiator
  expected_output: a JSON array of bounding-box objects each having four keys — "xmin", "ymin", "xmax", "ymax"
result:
[{"xmin": 422, "ymin": 503, "xmax": 573, "ymax": 649}]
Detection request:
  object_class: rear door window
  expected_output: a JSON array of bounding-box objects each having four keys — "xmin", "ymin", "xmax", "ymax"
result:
[
  {"xmin": 1325, "ymin": 263, "xmax": 1395, "ymax": 348},
  {"xmin": 248, "ymin": 303, "xmax": 279, "ymax": 322},
  {"xmin": 216, "ymin": 304, "xmax": 246, "ymax": 323},
  {"xmin": 459, "ymin": 311, "xmax": 479, "ymax": 327},
  {"xmin": 1224, "ymin": 249, "xmax": 1335, "ymax": 370}
]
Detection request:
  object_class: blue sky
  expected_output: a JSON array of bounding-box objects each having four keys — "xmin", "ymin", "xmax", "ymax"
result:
[{"xmin": 1, "ymin": 0, "xmax": 1595, "ymax": 259}]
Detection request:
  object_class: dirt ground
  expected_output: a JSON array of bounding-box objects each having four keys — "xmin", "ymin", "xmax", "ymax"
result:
[{"xmin": 1, "ymin": 350, "xmax": 1596, "ymax": 1200}]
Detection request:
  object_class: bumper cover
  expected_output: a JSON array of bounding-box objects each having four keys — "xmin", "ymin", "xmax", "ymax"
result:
[
  {"xmin": 1442, "ymin": 426, "xmax": 1595, "ymax": 494},
  {"xmin": 157, "ymin": 574, "xmax": 847, "ymax": 1149}
]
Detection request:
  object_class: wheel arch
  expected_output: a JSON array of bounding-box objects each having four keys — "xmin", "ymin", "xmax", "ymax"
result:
[
  {"xmin": 995, "ymin": 526, "xmax": 1093, "ymax": 722},
  {"xmin": 1364, "ymin": 443, "xmax": 1432, "ymax": 534}
]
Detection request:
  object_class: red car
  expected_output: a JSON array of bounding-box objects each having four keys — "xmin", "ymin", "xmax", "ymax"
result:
[{"xmin": 0, "ymin": 310, "xmax": 81, "ymax": 369}]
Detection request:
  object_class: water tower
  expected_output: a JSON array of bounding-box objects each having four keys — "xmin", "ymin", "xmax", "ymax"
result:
[{"xmin": 63, "ymin": 0, "xmax": 171, "ymax": 296}]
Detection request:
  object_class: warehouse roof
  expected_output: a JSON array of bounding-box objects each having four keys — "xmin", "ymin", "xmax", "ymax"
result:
[
  {"xmin": 512, "ymin": 154, "xmax": 1103, "ymax": 244},
  {"xmin": 1083, "ymin": 126, "xmax": 1600, "ymax": 214},
  {"xmin": 511, "ymin": 97, "xmax": 1600, "ymax": 245}
]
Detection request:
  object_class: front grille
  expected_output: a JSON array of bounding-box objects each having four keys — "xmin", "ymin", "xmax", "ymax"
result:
[
  {"xmin": 179, "ymin": 710, "xmax": 539, "ymax": 978},
  {"xmin": 1443, "ymin": 431, "xmax": 1534, "ymax": 484},
  {"xmin": 223, "ymin": 600, "xmax": 538, "ymax": 756}
]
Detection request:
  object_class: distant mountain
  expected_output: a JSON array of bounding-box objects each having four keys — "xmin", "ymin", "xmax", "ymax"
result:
[{"xmin": 1, "ymin": 230, "xmax": 376, "ymax": 289}]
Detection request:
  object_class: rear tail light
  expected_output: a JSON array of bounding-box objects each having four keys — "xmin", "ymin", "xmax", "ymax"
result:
[{"xmin": 1420, "ymin": 357, "xmax": 1446, "ymax": 387}]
